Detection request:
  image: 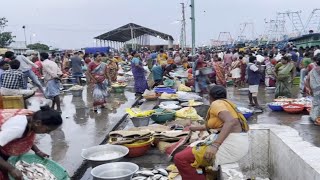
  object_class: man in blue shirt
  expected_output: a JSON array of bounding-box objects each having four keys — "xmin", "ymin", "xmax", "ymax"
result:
[{"xmin": 151, "ymin": 64, "xmax": 177, "ymax": 88}]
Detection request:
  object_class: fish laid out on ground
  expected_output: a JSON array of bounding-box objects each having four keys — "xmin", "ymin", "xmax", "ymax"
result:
[
  {"xmin": 15, "ymin": 160, "xmax": 56, "ymax": 180},
  {"xmin": 133, "ymin": 168, "xmax": 169, "ymax": 180}
]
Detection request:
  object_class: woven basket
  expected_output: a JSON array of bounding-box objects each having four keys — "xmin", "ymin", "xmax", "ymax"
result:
[{"xmin": 8, "ymin": 153, "xmax": 69, "ymax": 180}]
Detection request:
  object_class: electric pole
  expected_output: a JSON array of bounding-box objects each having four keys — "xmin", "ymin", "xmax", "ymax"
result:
[
  {"xmin": 22, "ymin": 25, "xmax": 27, "ymax": 46},
  {"xmin": 190, "ymin": 0, "xmax": 195, "ymax": 55},
  {"xmin": 180, "ymin": 3, "xmax": 186, "ymax": 51}
]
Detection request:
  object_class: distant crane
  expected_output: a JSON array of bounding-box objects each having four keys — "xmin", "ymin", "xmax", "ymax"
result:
[
  {"xmin": 237, "ymin": 22, "xmax": 255, "ymax": 41},
  {"xmin": 276, "ymin": 11, "xmax": 305, "ymax": 36},
  {"xmin": 264, "ymin": 19, "xmax": 286, "ymax": 42},
  {"xmin": 217, "ymin": 32, "xmax": 233, "ymax": 46},
  {"xmin": 305, "ymin": 8, "xmax": 320, "ymax": 33}
]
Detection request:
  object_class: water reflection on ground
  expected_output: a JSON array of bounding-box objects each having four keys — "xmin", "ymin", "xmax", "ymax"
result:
[{"xmin": 27, "ymin": 86, "xmax": 136, "ymax": 176}]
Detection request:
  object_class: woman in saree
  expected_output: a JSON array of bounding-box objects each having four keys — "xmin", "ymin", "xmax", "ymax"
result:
[
  {"xmin": 274, "ymin": 56, "xmax": 296, "ymax": 98},
  {"xmin": 0, "ymin": 107, "xmax": 62, "ymax": 180},
  {"xmin": 87, "ymin": 53, "xmax": 109, "ymax": 111},
  {"xmin": 240, "ymin": 55, "xmax": 247, "ymax": 87},
  {"xmin": 230, "ymin": 57, "xmax": 241, "ymax": 87},
  {"xmin": 265, "ymin": 54, "xmax": 277, "ymax": 87},
  {"xmin": 213, "ymin": 57, "xmax": 226, "ymax": 87},
  {"xmin": 131, "ymin": 51, "xmax": 149, "ymax": 95},
  {"xmin": 306, "ymin": 54, "xmax": 320, "ymax": 125},
  {"xmin": 174, "ymin": 85, "xmax": 249, "ymax": 180},
  {"xmin": 106, "ymin": 57, "xmax": 119, "ymax": 83}
]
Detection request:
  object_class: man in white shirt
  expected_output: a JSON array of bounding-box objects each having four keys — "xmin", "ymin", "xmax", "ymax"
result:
[
  {"xmin": 40, "ymin": 52, "xmax": 62, "ymax": 112},
  {"xmin": 6, "ymin": 51, "xmax": 45, "ymax": 95},
  {"xmin": 314, "ymin": 45, "xmax": 320, "ymax": 57}
]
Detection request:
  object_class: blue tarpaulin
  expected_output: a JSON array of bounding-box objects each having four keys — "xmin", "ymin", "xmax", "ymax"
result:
[{"xmin": 84, "ymin": 47, "xmax": 110, "ymax": 54}]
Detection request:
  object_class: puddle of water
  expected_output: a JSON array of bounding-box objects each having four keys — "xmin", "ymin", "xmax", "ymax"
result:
[{"xmin": 27, "ymin": 86, "xmax": 137, "ymax": 176}]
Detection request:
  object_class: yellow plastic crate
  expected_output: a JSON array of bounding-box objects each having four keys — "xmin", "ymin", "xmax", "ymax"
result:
[{"xmin": 0, "ymin": 96, "xmax": 25, "ymax": 109}]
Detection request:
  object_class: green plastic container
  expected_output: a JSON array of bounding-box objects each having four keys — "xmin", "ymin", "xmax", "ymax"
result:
[
  {"xmin": 227, "ymin": 80, "xmax": 234, "ymax": 86},
  {"xmin": 151, "ymin": 110, "xmax": 175, "ymax": 124},
  {"xmin": 113, "ymin": 86, "xmax": 125, "ymax": 93},
  {"xmin": 7, "ymin": 153, "xmax": 69, "ymax": 180}
]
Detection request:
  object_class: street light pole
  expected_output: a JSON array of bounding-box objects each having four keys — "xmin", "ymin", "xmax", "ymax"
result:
[
  {"xmin": 22, "ymin": 25, "xmax": 27, "ymax": 46},
  {"xmin": 190, "ymin": 0, "xmax": 195, "ymax": 55}
]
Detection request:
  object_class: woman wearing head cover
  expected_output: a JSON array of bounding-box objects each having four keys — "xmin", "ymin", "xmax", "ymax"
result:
[
  {"xmin": 213, "ymin": 57, "xmax": 226, "ymax": 87},
  {"xmin": 306, "ymin": 54, "xmax": 320, "ymax": 125},
  {"xmin": 131, "ymin": 51, "xmax": 149, "ymax": 95},
  {"xmin": 106, "ymin": 56, "xmax": 119, "ymax": 83},
  {"xmin": 87, "ymin": 53, "xmax": 109, "ymax": 111},
  {"xmin": 274, "ymin": 55, "xmax": 296, "ymax": 98},
  {"xmin": 265, "ymin": 54, "xmax": 277, "ymax": 87},
  {"xmin": 174, "ymin": 85, "xmax": 249, "ymax": 180},
  {"xmin": 157, "ymin": 50, "xmax": 168, "ymax": 66},
  {"xmin": 0, "ymin": 106, "xmax": 63, "ymax": 180}
]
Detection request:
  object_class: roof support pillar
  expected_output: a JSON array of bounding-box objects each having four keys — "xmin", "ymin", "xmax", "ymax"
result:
[
  {"xmin": 168, "ymin": 36, "xmax": 173, "ymax": 49},
  {"xmin": 130, "ymin": 26, "xmax": 134, "ymax": 50}
]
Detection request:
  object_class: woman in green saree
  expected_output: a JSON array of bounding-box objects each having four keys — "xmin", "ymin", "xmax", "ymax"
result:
[
  {"xmin": 306, "ymin": 54, "xmax": 320, "ymax": 125},
  {"xmin": 274, "ymin": 56, "xmax": 296, "ymax": 98}
]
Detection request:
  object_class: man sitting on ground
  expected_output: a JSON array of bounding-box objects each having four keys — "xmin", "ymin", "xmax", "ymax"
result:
[{"xmin": 0, "ymin": 60, "xmax": 35, "ymax": 98}]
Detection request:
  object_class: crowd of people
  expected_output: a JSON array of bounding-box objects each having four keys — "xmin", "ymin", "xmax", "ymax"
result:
[
  {"xmin": 0, "ymin": 50, "xmax": 127, "ymax": 112},
  {"xmin": 0, "ymin": 44, "xmax": 319, "ymax": 179},
  {"xmin": 136, "ymin": 45, "xmax": 320, "ymax": 111},
  {"xmin": 0, "ymin": 44, "xmax": 319, "ymax": 113}
]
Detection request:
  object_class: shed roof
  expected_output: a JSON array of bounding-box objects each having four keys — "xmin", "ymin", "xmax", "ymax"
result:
[{"xmin": 94, "ymin": 23, "xmax": 174, "ymax": 42}]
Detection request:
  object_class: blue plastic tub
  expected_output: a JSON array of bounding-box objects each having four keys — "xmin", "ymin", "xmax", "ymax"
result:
[
  {"xmin": 268, "ymin": 104, "xmax": 284, "ymax": 111},
  {"xmin": 242, "ymin": 112, "xmax": 253, "ymax": 119},
  {"xmin": 154, "ymin": 87, "xmax": 176, "ymax": 94}
]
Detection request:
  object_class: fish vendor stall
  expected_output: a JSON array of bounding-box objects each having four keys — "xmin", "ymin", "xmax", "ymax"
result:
[{"xmin": 80, "ymin": 81, "xmax": 254, "ymax": 180}]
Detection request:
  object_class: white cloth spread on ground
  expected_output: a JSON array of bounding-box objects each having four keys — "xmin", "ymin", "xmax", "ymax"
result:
[{"xmin": 0, "ymin": 115, "xmax": 27, "ymax": 146}]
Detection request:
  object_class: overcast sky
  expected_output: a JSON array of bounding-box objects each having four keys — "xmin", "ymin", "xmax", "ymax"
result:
[{"xmin": 2, "ymin": 0, "xmax": 318, "ymax": 49}]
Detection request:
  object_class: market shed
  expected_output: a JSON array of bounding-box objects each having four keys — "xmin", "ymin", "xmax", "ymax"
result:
[{"xmin": 94, "ymin": 23, "xmax": 174, "ymax": 50}]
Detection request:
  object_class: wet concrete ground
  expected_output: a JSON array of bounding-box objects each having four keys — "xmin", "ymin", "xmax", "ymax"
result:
[
  {"xmin": 26, "ymin": 83, "xmax": 320, "ymax": 179},
  {"xmin": 227, "ymin": 86, "xmax": 320, "ymax": 147},
  {"xmin": 27, "ymin": 85, "xmax": 137, "ymax": 177}
]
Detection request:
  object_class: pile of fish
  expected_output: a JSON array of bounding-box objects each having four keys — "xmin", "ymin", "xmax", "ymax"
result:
[
  {"xmin": 15, "ymin": 160, "xmax": 56, "ymax": 180},
  {"xmin": 133, "ymin": 168, "xmax": 169, "ymax": 180}
]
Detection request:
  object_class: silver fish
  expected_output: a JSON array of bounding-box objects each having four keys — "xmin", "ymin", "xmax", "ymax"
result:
[
  {"xmin": 15, "ymin": 160, "xmax": 57, "ymax": 180},
  {"xmin": 152, "ymin": 169, "xmax": 159, "ymax": 174},
  {"xmin": 157, "ymin": 168, "xmax": 168, "ymax": 176},
  {"xmin": 132, "ymin": 177, "xmax": 147, "ymax": 180},
  {"xmin": 152, "ymin": 174, "xmax": 163, "ymax": 180},
  {"xmin": 136, "ymin": 170, "xmax": 154, "ymax": 176}
]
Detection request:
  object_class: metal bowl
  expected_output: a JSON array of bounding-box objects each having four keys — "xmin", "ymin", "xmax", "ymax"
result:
[
  {"xmin": 81, "ymin": 145, "xmax": 129, "ymax": 168},
  {"xmin": 91, "ymin": 162, "xmax": 139, "ymax": 180},
  {"xmin": 130, "ymin": 116, "xmax": 150, "ymax": 127}
]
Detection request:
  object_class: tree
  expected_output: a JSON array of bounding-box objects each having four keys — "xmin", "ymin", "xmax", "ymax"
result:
[
  {"xmin": 0, "ymin": 17, "xmax": 15, "ymax": 48},
  {"xmin": 27, "ymin": 43, "xmax": 50, "ymax": 51}
]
